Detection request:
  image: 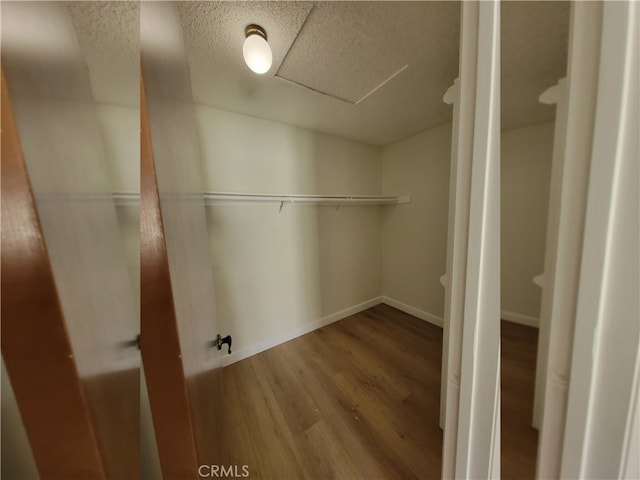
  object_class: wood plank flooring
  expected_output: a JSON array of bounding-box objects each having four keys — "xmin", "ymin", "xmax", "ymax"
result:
[
  {"xmin": 220, "ymin": 307, "xmax": 541, "ymax": 479},
  {"xmin": 221, "ymin": 304, "xmax": 443, "ymax": 479},
  {"xmin": 501, "ymin": 320, "xmax": 539, "ymax": 479}
]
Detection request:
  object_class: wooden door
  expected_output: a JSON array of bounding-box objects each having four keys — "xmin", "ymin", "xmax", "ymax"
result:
[
  {"xmin": 141, "ymin": 72, "xmax": 201, "ymax": 480},
  {"xmin": 1, "ymin": 3, "xmax": 140, "ymax": 478},
  {"xmin": 140, "ymin": 3, "xmax": 223, "ymax": 478},
  {"xmin": 2, "ymin": 55, "xmax": 140, "ymax": 480},
  {"xmin": 1, "ymin": 65, "xmax": 107, "ymax": 480}
]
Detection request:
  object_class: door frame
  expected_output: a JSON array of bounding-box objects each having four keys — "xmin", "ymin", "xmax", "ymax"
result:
[
  {"xmin": 536, "ymin": 2, "xmax": 639, "ymax": 477},
  {"xmin": 441, "ymin": 1, "xmax": 501, "ymax": 478},
  {"xmin": 534, "ymin": 3, "xmax": 603, "ymax": 477},
  {"xmin": 558, "ymin": 1, "xmax": 638, "ymax": 477}
]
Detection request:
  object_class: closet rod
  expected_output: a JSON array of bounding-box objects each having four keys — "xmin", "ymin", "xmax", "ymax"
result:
[
  {"xmin": 111, "ymin": 191, "xmax": 411, "ymax": 206},
  {"xmin": 202, "ymin": 192, "xmax": 410, "ymax": 205},
  {"xmin": 34, "ymin": 192, "xmax": 140, "ymax": 205}
]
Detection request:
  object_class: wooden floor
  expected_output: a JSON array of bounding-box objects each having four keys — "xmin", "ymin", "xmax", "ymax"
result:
[
  {"xmin": 501, "ymin": 320, "xmax": 539, "ymax": 479},
  {"xmin": 221, "ymin": 303, "xmax": 444, "ymax": 479}
]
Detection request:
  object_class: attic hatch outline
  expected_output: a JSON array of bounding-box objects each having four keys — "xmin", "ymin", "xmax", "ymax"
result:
[{"xmin": 274, "ymin": 5, "xmax": 409, "ymax": 105}]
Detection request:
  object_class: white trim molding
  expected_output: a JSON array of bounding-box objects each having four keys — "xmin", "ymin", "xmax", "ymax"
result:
[
  {"xmin": 220, "ymin": 297, "xmax": 383, "ymax": 367},
  {"xmin": 501, "ymin": 310, "xmax": 539, "ymax": 328},
  {"xmin": 560, "ymin": 1, "xmax": 639, "ymax": 477},
  {"xmin": 382, "ymin": 296, "xmax": 444, "ymax": 328},
  {"xmin": 442, "ymin": 2, "xmax": 502, "ymax": 478},
  {"xmin": 536, "ymin": 3, "xmax": 607, "ymax": 476}
]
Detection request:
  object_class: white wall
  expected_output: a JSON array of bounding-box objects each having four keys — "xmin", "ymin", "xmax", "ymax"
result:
[
  {"xmin": 381, "ymin": 122, "xmax": 452, "ymax": 322},
  {"xmin": 96, "ymin": 104, "xmax": 140, "ymax": 300},
  {"xmin": 501, "ymin": 122, "xmax": 554, "ymax": 325},
  {"xmin": 195, "ymin": 106, "xmax": 383, "ymax": 362},
  {"xmin": 97, "ymin": 104, "xmax": 140, "ymax": 194}
]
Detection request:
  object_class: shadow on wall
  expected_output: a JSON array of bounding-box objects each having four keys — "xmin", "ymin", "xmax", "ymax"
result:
[
  {"xmin": 500, "ymin": 122, "xmax": 554, "ymax": 324},
  {"xmin": 312, "ymin": 133, "xmax": 384, "ymax": 319},
  {"xmin": 381, "ymin": 122, "xmax": 452, "ymax": 323}
]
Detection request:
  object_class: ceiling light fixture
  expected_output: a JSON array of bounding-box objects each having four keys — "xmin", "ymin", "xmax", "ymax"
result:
[{"xmin": 243, "ymin": 24, "xmax": 272, "ymax": 74}]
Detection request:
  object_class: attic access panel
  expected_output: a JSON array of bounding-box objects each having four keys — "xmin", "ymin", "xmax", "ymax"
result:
[{"xmin": 276, "ymin": 3, "xmax": 411, "ymax": 104}]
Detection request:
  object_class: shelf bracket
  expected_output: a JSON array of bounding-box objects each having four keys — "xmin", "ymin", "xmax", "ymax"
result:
[
  {"xmin": 443, "ymin": 78, "xmax": 459, "ymax": 105},
  {"xmin": 539, "ymin": 80, "xmax": 564, "ymax": 105}
]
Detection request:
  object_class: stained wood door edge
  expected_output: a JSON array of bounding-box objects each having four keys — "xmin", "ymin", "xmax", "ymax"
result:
[{"xmin": 140, "ymin": 69, "xmax": 200, "ymax": 480}]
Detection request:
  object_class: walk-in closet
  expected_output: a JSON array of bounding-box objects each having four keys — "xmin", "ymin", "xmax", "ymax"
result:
[
  {"xmin": 141, "ymin": 2, "xmax": 465, "ymax": 477},
  {"xmin": 2, "ymin": 1, "xmax": 637, "ymax": 479}
]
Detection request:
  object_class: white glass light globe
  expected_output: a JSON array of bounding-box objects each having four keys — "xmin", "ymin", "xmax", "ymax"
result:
[{"xmin": 243, "ymin": 34, "xmax": 272, "ymax": 74}]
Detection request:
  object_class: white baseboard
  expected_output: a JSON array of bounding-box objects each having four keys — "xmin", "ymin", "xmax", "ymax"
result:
[
  {"xmin": 501, "ymin": 310, "xmax": 540, "ymax": 328},
  {"xmin": 220, "ymin": 296, "xmax": 384, "ymax": 367},
  {"xmin": 381, "ymin": 296, "xmax": 444, "ymax": 328}
]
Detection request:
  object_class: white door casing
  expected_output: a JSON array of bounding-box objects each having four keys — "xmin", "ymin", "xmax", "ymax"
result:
[
  {"xmin": 441, "ymin": 1, "xmax": 501, "ymax": 478},
  {"xmin": 535, "ymin": 3, "xmax": 603, "ymax": 477},
  {"xmin": 560, "ymin": 1, "xmax": 639, "ymax": 477}
]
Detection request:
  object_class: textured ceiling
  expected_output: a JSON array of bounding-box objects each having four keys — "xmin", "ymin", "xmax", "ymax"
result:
[
  {"xmin": 67, "ymin": 1, "xmax": 139, "ymax": 108},
  {"xmin": 276, "ymin": 6, "xmax": 410, "ymax": 104},
  {"xmin": 63, "ymin": 1, "xmax": 570, "ymax": 143},
  {"xmin": 502, "ymin": 1, "xmax": 570, "ymax": 130},
  {"xmin": 179, "ymin": 1, "xmax": 461, "ymax": 146}
]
